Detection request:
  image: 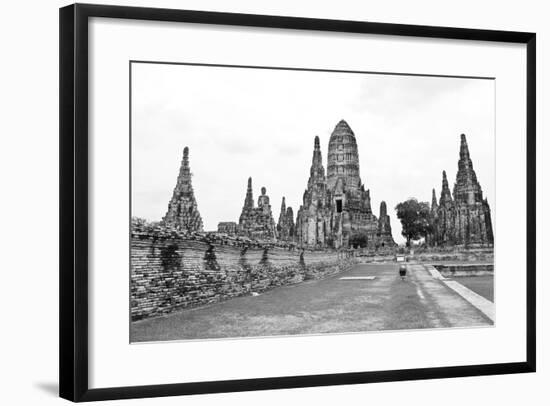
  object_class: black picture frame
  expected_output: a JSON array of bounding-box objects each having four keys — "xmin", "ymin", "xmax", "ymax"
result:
[{"xmin": 59, "ymin": 3, "xmax": 536, "ymax": 402}]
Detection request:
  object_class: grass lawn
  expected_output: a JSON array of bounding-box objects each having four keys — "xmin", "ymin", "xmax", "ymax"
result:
[
  {"xmin": 450, "ymin": 275, "xmax": 494, "ymax": 302},
  {"xmin": 131, "ymin": 264, "xmax": 492, "ymax": 342}
]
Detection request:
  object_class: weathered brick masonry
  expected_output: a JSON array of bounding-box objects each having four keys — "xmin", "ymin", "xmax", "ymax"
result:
[{"xmin": 131, "ymin": 221, "xmax": 356, "ymax": 321}]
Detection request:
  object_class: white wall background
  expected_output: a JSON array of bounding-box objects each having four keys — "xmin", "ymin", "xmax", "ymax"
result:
[{"xmin": 0, "ymin": 0, "xmax": 546, "ymax": 405}]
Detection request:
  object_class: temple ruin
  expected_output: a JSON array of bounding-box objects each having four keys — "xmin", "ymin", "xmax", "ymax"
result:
[
  {"xmin": 237, "ymin": 177, "xmax": 278, "ymax": 239},
  {"xmin": 158, "ymin": 127, "xmax": 492, "ymax": 250},
  {"xmin": 162, "ymin": 147, "xmax": 204, "ymax": 232},
  {"xmin": 295, "ymin": 120, "xmax": 396, "ymax": 249},
  {"xmin": 427, "ymin": 134, "xmax": 494, "ymax": 247},
  {"xmin": 276, "ymin": 197, "xmax": 296, "ymax": 241},
  {"xmin": 377, "ymin": 201, "xmax": 396, "ymax": 248},
  {"xmin": 217, "ymin": 221, "xmax": 237, "ymax": 235}
]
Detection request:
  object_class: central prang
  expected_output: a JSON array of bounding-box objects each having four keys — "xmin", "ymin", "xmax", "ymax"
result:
[{"xmin": 295, "ymin": 120, "xmax": 396, "ymax": 249}]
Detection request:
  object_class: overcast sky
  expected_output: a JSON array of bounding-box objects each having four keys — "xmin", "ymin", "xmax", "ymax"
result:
[{"xmin": 131, "ymin": 62, "xmax": 495, "ymax": 245}]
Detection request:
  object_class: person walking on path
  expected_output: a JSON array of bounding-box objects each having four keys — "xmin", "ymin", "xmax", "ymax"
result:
[{"xmin": 399, "ymin": 264, "xmax": 407, "ymax": 280}]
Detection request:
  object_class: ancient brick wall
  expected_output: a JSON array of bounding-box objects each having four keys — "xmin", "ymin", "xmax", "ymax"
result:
[{"xmin": 131, "ymin": 222, "xmax": 356, "ymax": 321}]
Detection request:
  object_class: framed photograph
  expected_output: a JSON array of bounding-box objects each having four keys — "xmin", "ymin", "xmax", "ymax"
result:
[{"xmin": 59, "ymin": 3, "xmax": 536, "ymax": 402}]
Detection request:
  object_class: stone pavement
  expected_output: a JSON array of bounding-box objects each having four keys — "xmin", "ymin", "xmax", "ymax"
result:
[{"xmin": 131, "ymin": 263, "xmax": 493, "ymax": 342}]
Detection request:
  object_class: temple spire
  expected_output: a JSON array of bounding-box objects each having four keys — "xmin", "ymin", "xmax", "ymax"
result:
[
  {"xmin": 174, "ymin": 147, "xmax": 190, "ymax": 186},
  {"xmin": 277, "ymin": 197, "xmax": 295, "ymax": 241},
  {"xmin": 311, "ymin": 136, "xmax": 322, "ymax": 166},
  {"xmin": 334, "ymin": 119, "xmax": 355, "ymax": 138},
  {"xmin": 439, "ymin": 170, "xmax": 453, "ymax": 207},
  {"xmin": 307, "ymin": 136, "xmax": 326, "ymax": 188},
  {"xmin": 379, "ymin": 201, "xmax": 387, "ymax": 217},
  {"xmin": 163, "ymin": 147, "xmax": 204, "ymax": 232},
  {"xmin": 183, "ymin": 146, "xmax": 189, "ymax": 166},
  {"xmin": 460, "ymin": 134, "xmax": 470, "ymax": 161},
  {"xmin": 377, "ymin": 200, "xmax": 396, "ymax": 247},
  {"xmin": 454, "ymin": 133, "xmax": 483, "ymax": 204},
  {"xmin": 243, "ymin": 177, "xmax": 254, "ymax": 209},
  {"xmin": 238, "ymin": 178, "xmax": 277, "ymax": 239},
  {"xmin": 428, "ymin": 133, "xmax": 494, "ymax": 247},
  {"xmin": 277, "ymin": 196, "xmax": 286, "ymax": 229},
  {"xmin": 327, "ymin": 119, "xmax": 361, "ymax": 191},
  {"xmin": 431, "ymin": 188, "xmax": 438, "ymax": 211}
]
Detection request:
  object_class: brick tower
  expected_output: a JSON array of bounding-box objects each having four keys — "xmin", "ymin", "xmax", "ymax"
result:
[
  {"xmin": 326, "ymin": 120, "xmax": 362, "ymax": 191},
  {"xmin": 428, "ymin": 134, "xmax": 494, "ymax": 246},
  {"xmin": 163, "ymin": 147, "xmax": 204, "ymax": 232}
]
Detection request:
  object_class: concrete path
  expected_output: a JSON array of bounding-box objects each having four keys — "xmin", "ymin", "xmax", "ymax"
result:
[
  {"xmin": 131, "ymin": 263, "xmax": 494, "ymax": 342},
  {"xmin": 425, "ymin": 265, "xmax": 495, "ymax": 321}
]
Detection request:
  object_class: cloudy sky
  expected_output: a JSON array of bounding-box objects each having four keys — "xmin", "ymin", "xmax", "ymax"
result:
[{"xmin": 131, "ymin": 62, "xmax": 495, "ymax": 245}]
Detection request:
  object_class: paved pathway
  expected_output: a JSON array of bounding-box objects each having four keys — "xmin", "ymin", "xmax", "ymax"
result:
[{"xmin": 131, "ymin": 263, "xmax": 493, "ymax": 342}]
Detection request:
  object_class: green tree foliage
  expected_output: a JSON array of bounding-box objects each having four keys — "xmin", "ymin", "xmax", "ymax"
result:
[
  {"xmin": 349, "ymin": 230, "xmax": 369, "ymax": 248},
  {"xmin": 395, "ymin": 198, "xmax": 432, "ymax": 247}
]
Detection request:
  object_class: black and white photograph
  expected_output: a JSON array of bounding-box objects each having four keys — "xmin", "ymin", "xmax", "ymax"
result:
[{"xmin": 130, "ymin": 62, "xmax": 496, "ymax": 342}]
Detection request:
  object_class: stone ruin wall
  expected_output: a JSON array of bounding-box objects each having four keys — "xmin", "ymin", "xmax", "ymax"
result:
[
  {"xmin": 131, "ymin": 221, "xmax": 357, "ymax": 321},
  {"xmin": 356, "ymin": 246, "xmax": 493, "ymax": 264}
]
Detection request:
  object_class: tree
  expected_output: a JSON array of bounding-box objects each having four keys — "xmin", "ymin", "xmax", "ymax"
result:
[
  {"xmin": 349, "ymin": 230, "xmax": 369, "ymax": 248},
  {"xmin": 395, "ymin": 198, "xmax": 432, "ymax": 247}
]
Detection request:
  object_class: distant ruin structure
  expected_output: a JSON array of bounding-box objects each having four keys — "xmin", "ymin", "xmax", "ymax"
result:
[
  {"xmin": 217, "ymin": 222, "xmax": 237, "ymax": 235},
  {"xmin": 162, "ymin": 147, "xmax": 204, "ymax": 232},
  {"xmin": 295, "ymin": 120, "xmax": 396, "ymax": 249},
  {"xmin": 427, "ymin": 134, "xmax": 494, "ymax": 247},
  {"xmin": 276, "ymin": 197, "xmax": 296, "ymax": 241},
  {"xmin": 237, "ymin": 178, "xmax": 277, "ymax": 239},
  {"xmin": 377, "ymin": 201, "xmax": 396, "ymax": 248}
]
